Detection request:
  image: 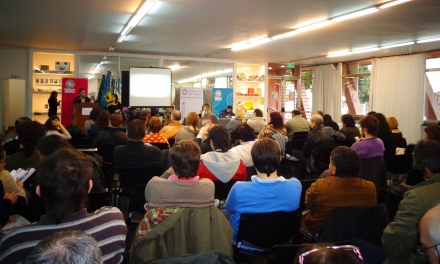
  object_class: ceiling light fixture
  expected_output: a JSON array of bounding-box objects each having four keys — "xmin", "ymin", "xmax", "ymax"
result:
[
  {"xmin": 327, "ymin": 50, "xmax": 352, "ymax": 57},
  {"xmin": 117, "ymin": 35, "xmax": 127, "ymax": 43},
  {"xmin": 352, "ymin": 47, "xmax": 381, "ymax": 54},
  {"xmin": 170, "ymin": 65, "xmax": 182, "ymax": 70},
  {"xmin": 296, "ymin": 20, "xmax": 333, "ymax": 33},
  {"xmin": 331, "ymin": 7, "xmax": 379, "ymax": 22},
  {"xmin": 272, "ymin": 30, "xmax": 298, "ymax": 40},
  {"xmin": 381, "ymin": 41, "xmax": 414, "ymax": 49},
  {"xmin": 417, "ymin": 37, "xmax": 440, "ymax": 44},
  {"xmin": 379, "ymin": 0, "xmax": 411, "ymax": 9},
  {"xmin": 231, "ymin": 37, "xmax": 271, "ymax": 51}
]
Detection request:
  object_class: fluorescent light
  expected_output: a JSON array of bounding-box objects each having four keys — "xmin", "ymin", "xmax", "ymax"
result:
[
  {"xmin": 332, "ymin": 7, "xmax": 378, "ymax": 22},
  {"xmin": 121, "ymin": 26, "xmax": 132, "ymax": 36},
  {"xmin": 251, "ymin": 37, "xmax": 271, "ymax": 45},
  {"xmin": 296, "ymin": 20, "xmax": 333, "ymax": 33},
  {"xmin": 417, "ymin": 37, "xmax": 440, "ymax": 44},
  {"xmin": 379, "ymin": 0, "xmax": 411, "ymax": 9},
  {"xmin": 352, "ymin": 47, "xmax": 381, "ymax": 54},
  {"xmin": 128, "ymin": 14, "xmax": 144, "ymax": 28},
  {"xmin": 231, "ymin": 37, "xmax": 271, "ymax": 51},
  {"xmin": 327, "ymin": 51, "xmax": 352, "ymax": 57},
  {"xmin": 117, "ymin": 35, "xmax": 127, "ymax": 43},
  {"xmin": 137, "ymin": 0, "xmax": 157, "ymax": 16},
  {"xmin": 381, "ymin": 41, "xmax": 414, "ymax": 49},
  {"xmin": 268, "ymin": 67, "xmax": 272, "ymax": 70},
  {"xmin": 281, "ymin": 65, "xmax": 285, "ymax": 68},
  {"xmin": 272, "ymin": 30, "xmax": 298, "ymax": 40},
  {"xmin": 170, "ymin": 65, "xmax": 182, "ymax": 70}
]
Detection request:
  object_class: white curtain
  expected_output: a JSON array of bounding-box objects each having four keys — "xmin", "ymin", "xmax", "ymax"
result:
[
  {"xmin": 312, "ymin": 63, "xmax": 342, "ymax": 120},
  {"xmin": 370, "ymin": 53, "xmax": 426, "ymax": 145}
]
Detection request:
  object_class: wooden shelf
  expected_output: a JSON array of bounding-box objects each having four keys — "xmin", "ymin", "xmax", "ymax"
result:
[
  {"xmin": 34, "ymin": 72, "xmax": 74, "ymax": 75},
  {"xmin": 237, "ymin": 79, "xmax": 263, "ymax": 83},
  {"xmin": 236, "ymin": 96, "xmax": 264, "ymax": 99}
]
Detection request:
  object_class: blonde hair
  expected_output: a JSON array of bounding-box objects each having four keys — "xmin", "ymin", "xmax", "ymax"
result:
[
  {"xmin": 235, "ymin": 109, "xmax": 245, "ymax": 123},
  {"xmin": 387, "ymin": 117, "xmax": 399, "ymax": 130}
]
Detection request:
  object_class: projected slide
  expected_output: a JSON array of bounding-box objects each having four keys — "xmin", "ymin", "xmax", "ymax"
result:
[{"xmin": 129, "ymin": 67, "xmax": 172, "ymax": 107}]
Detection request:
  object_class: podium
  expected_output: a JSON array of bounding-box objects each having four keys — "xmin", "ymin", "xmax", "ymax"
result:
[{"xmin": 73, "ymin": 103, "xmax": 98, "ymax": 134}]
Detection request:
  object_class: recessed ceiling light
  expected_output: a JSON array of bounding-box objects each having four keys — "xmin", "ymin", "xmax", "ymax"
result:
[{"xmin": 281, "ymin": 65, "xmax": 285, "ymax": 68}]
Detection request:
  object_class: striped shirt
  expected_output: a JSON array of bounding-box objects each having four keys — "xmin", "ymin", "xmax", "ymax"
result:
[{"xmin": 0, "ymin": 206, "xmax": 127, "ymax": 264}]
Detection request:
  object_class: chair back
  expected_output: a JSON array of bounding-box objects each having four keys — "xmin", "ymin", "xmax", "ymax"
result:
[
  {"xmin": 405, "ymin": 169, "xmax": 425, "ymax": 186},
  {"xmin": 118, "ymin": 167, "xmax": 164, "ymax": 190},
  {"xmin": 236, "ymin": 208, "xmax": 302, "ymax": 251},
  {"xmin": 214, "ymin": 180, "xmax": 238, "ymax": 200},
  {"xmin": 97, "ymin": 143, "xmax": 117, "ymax": 163},
  {"xmin": 386, "ymin": 154, "xmax": 413, "ymax": 174},
  {"xmin": 149, "ymin": 142, "xmax": 169, "ymax": 150},
  {"xmin": 337, "ymin": 139, "xmax": 356, "ymax": 147},
  {"xmin": 306, "ymin": 146, "xmax": 334, "ymax": 178},
  {"xmin": 86, "ymin": 191, "xmax": 112, "ymax": 213},
  {"xmin": 246, "ymin": 166, "xmax": 257, "ymax": 181},
  {"xmin": 317, "ymin": 203, "xmax": 389, "ymax": 246},
  {"xmin": 359, "ymin": 157, "xmax": 387, "ymax": 198},
  {"xmin": 291, "ymin": 131, "xmax": 309, "ymax": 140},
  {"xmin": 168, "ymin": 138, "xmax": 176, "ymax": 147},
  {"xmin": 299, "ymin": 179, "xmax": 316, "ymax": 211},
  {"xmin": 127, "ymin": 184, "xmax": 147, "ymax": 224},
  {"xmin": 69, "ymin": 138, "xmax": 94, "ymax": 149},
  {"xmin": 286, "ymin": 140, "xmax": 306, "ymax": 154}
]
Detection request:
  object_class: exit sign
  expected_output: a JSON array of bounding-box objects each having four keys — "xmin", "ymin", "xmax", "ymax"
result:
[{"xmin": 287, "ymin": 63, "xmax": 295, "ymax": 68}]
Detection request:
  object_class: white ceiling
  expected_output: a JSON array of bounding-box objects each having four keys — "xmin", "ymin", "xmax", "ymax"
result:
[{"xmin": 1, "ymin": 0, "xmax": 440, "ymax": 73}]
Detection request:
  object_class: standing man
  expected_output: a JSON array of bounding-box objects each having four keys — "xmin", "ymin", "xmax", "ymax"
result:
[
  {"xmin": 73, "ymin": 88, "xmax": 91, "ymax": 105},
  {"xmin": 285, "ymin": 109, "xmax": 310, "ymax": 140}
]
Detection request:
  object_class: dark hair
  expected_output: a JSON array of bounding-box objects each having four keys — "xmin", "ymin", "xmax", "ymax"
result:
[
  {"xmin": 292, "ymin": 109, "xmax": 301, "ymax": 116},
  {"xmin": 226, "ymin": 105, "xmax": 233, "ymax": 110},
  {"xmin": 201, "ymin": 113, "xmax": 218, "ymax": 124},
  {"xmin": 208, "ymin": 125, "xmax": 230, "ymax": 152},
  {"xmin": 232, "ymin": 124, "xmax": 256, "ymax": 142},
  {"xmin": 323, "ymin": 114, "xmax": 333, "ymax": 122},
  {"xmin": 112, "ymin": 93, "xmax": 118, "ymax": 102},
  {"xmin": 170, "ymin": 140, "xmax": 201, "ymax": 179},
  {"xmin": 15, "ymin": 117, "xmax": 31, "ymax": 130},
  {"xmin": 373, "ymin": 113, "xmax": 389, "ymax": 129},
  {"xmin": 330, "ymin": 146, "xmax": 360, "ymax": 177},
  {"xmin": 109, "ymin": 114, "xmax": 122, "ymax": 127},
  {"xmin": 359, "ymin": 115, "xmax": 379, "ymax": 136},
  {"xmin": 95, "ymin": 111, "xmax": 110, "ymax": 127},
  {"xmin": 254, "ymin": 108, "xmax": 263, "ymax": 117},
  {"xmin": 425, "ymin": 125, "xmax": 440, "ymax": 142},
  {"xmin": 294, "ymin": 244, "xmax": 365, "ymax": 264},
  {"xmin": 341, "ymin": 114, "xmax": 356, "ymax": 127},
  {"xmin": 37, "ymin": 135, "xmax": 74, "ymax": 157},
  {"xmin": 89, "ymin": 108, "xmax": 102, "ymax": 122},
  {"xmin": 186, "ymin": 112, "xmax": 200, "ymax": 136},
  {"xmin": 316, "ymin": 110, "xmax": 324, "ymax": 117},
  {"xmin": 147, "ymin": 116, "xmax": 162, "ymax": 133},
  {"xmin": 37, "ymin": 148, "xmax": 93, "ymax": 224},
  {"xmin": 0, "ymin": 145, "xmax": 5, "ymax": 160},
  {"xmin": 367, "ymin": 111, "xmax": 376, "ymax": 115},
  {"xmin": 251, "ymin": 138, "xmax": 281, "ymax": 176},
  {"xmin": 18, "ymin": 121, "xmax": 46, "ymax": 157},
  {"xmin": 49, "ymin": 91, "xmax": 58, "ymax": 100},
  {"xmin": 79, "ymin": 88, "xmax": 85, "ymax": 92},
  {"xmin": 414, "ymin": 140, "xmax": 440, "ymax": 174},
  {"xmin": 269, "ymin": 112, "xmax": 285, "ymax": 130},
  {"xmin": 127, "ymin": 119, "xmax": 146, "ymax": 140},
  {"xmin": 44, "ymin": 115, "xmax": 60, "ymax": 131}
]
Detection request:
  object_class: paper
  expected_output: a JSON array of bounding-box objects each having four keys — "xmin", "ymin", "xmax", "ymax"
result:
[
  {"xmin": 10, "ymin": 168, "xmax": 36, "ymax": 183},
  {"xmin": 2, "ymin": 214, "xmax": 31, "ymax": 233},
  {"xmin": 82, "ymin": 108, "xmax": 92, "ymax": 115}
]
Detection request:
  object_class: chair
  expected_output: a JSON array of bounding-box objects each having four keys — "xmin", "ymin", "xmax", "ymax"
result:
[
  {"xmin": 86, "ymin": 191, "xmax": 112, "ymax": 213},
  {"xmin": 317, "ymin": 203, "xmax": 389, "ymax": 247},
  {"xmin": 168, "ymin": 138, "xmax": 175, "ymax": 147},
  {"xmin": 393, "ymin": 137, "xmax": 407, "ymax": 148},
  {"xmin": 126, "ymin": 184, "xmax": 147, "ymax": 224},
  {"xmin": 246, "ymin": 166, "xmax": 257, "ymax": 181},
  {"xmin": 291, "ymin": 131, "xmax": 309, "ymax": 141},
  {"xmin": 379, "ymin": 189, "xmax": 404, "ymax": 221},
  {"xmin": 299, "ymin": 179, "xmax": 316, "ymax": 211},
  {"xmin": 97, "ymin": 143, "xmax": 117, "ymax": 163},
  {"xmin": 405, "ymin": 169, "xmax": 425, "ymax": 186},
  {"xmin": 359, "ymin": 157, "xmax": 387, "ymax": 198},
  {"xmin": 149, "ymin": 142, "xmax": 169, "ymax": 150},
  {"xmin": 285, "ymin": 140, "xmax": 306, "ymax": 154},
  {"xmin": 306, "ymin": 146, "xmax": 334, "ymax": 179},
  {"xmin": 234, "ymin": 208, "xmax": 303, "ymax": 258},
  {"xmin": 117, "ymin": 166, "xmax": 164, "ymax": 191},
  {"xmin": 214, "ymin": 180, "xmax": 238, "ymax": 200},
  {"xmin": 386, "ymin": 154, "xmax": 413, "ymax": 174}
]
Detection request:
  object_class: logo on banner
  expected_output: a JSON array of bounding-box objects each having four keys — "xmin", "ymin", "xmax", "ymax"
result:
[
  {"xmin": 181, "ymin": 89, "xmax": 188, "ymax": 95},
  {"xmin": 214, "ymin": 90, "xmax": 222, "ymax": 101},
  {"xmin": 64, "ymin": 79, "xmax": 75, "ymax": 94}
]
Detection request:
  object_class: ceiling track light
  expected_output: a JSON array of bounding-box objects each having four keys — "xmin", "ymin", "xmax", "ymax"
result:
[
  {"xmin": 379, "ymin": 0, "xmax": 411, "ymax": 9},
  {"xmin": 381, "ymin": 41, "xmax": 414, "ymax": 49},
  {"xmin": 327, "ymin": 51, "xmax": 352, "ymax": 57},
  {"xmin": 417, "ymin": 37, "xmax": 440, "ymax": 44},
  {"xmin": 332, "ymin": 7, "xmax": 379, "ymax": 22},
  {"xmin": 231, "ymin": 37, "xmax": 271, "ymax": 51},
  {"xmin": 352, "ymin": 47, "xmax": 381, "ymax": 54}
]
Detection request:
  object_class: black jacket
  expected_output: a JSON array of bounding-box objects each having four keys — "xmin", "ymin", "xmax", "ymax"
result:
[{"xmin": 303, "ymin": 124, "xmax": 345, "ymax": 157}]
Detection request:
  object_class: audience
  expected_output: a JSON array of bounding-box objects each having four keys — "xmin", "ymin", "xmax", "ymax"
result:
[
  {"xmin": 258, "ymin": 112, "xmax": 287, "ymax": 139},
  {"xmin": 25, "ymin": 230, "xmax": 103, "ymax": 264},
  {"xmin": 0, "ymin": 148, "xmax": 127, "ymax": 264},
  {"xmin": 194, "ymin": 113, "xmax": 219, "ymax": 154},
  {"xmin": 286, "ymin": 109, "xmax": 310, "ymax": 140},
  {"xmin": 226, "ymin": 109, "xmax": 245, "ymax": 133},
  {"xmin": 419, "ymin": 204, "xmax": 440, "ymax": 264},
  {"xmin": 229, "ymin": 124, "xmax": 257, "ymax": 167},
  {"xmin": 351, "ymin": 115, "xmax": 385, "ymax": 159},
  {"xmin": 197, "ymin": 125, "xmax": 247, "ymax": 182},
  {"xmin": 339, "ymin": 114, "xmax": 361, "ymax": 141},
  {"xmin": 84, "ymin": 107, "xmax": 102, "ymax": 135},
  {"xmin": 323, "ymin": 114, "xmax": 340, "ymax": 131},
  {"xmin": 382, "ymin": 140, "xmax": 440, "ymax": 264},
  {"xmin": 175, "ymin": 112, "xmax": 199, "ymax": 143},
  {"xmin": 159, "ymin": 110, "xmax": 184, "ymax": 139},
  {"xmin": 143, "ymin": 116, "xmax": 170, "ymax": 147},
  {"xmin": 91, "ymin": 113, "xmax": 127, "ymax": 149},
  {"xmin": 305, "ymin": 146, "xmax": 376, "ymax": 235},
  {"xmin": 43, "ymin": 116, "xmax": 71, "ymax": 140},
  {"xmin": 246, "ymin": 108, "xmax": 266, "ymax": 134},
  {"xmin": 225, "ymin": 138, "xmax": 301, "ymax": 249},
  {"xmin": 88, "ymin": 111, "xmax": 110, "ymax": 139},
  {"xmin": 4, "ymin": 117, "xmax": 30, "ymax": 155}
]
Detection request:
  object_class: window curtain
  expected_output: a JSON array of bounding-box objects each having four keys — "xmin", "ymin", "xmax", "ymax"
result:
[
  {"xmin": 370, "ymin": 53, "xmax": 426, "ymax": 145},
  {"xmin": 312, "ymin": 63, "xmax": 342, "ymax": 120}
]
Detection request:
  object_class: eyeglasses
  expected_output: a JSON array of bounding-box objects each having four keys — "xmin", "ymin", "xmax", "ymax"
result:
[
  {"xmin": 418, "ymin": 243, "xmax": 440, "ymax": 256},
  {"xmin": 299, "ymin": 245, "xmax": 363, "ymax": 264}
]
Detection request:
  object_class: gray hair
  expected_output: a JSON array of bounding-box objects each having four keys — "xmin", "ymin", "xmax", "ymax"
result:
[
  {"xmin": 311, "ymin": 114, "xmax": 323, "ymax": 125},
  {"xmin": 25, "ymin": 230, "xmax": 102, "ymax": 264},
  {"xmin": 171, "ymin": 110, "xmax": 182, "ymax": 121},
  {"xmin": 201, "ymin": 112, "xmax": 219, "ymax": 124}
]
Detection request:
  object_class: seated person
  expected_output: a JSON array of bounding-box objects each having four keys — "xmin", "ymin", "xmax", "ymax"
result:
[
  {"xmin": 339, "ymin": 114, "xmax": 361, "ymax": 141},
  {"xmin": 226, "ymin": 109, "xmax": 245, "ymax": 133},
  {"xmin": 0, "ymin": 148, "xmax": 127, "ymax": 264},
  {"xmin": 91, "ymin": 114, "xmax": 127, "ymax": 152},
  {"xmin": 159, "ymin": 110, "xmax": 184, "ymax": 139},
  {"xmin": 351, "ymin": 115, "xmax": 385, "ymax": 159},
  {"xmin": 419, "ymin": 204, "xmax": 440, "ymax": 264},
  {"xmin": 194, "ymin": 113, "xmax": 219, "ymax": 154},
  {"xmin": 258, "ymin": 112, "xmax": 287, "ymax": 139},
  {"xmin": 84, "ymin": 108, "xmax": 102, "ymax": 136},
  {"xmin": 87, "ymin": 111, "xmax": 110, "ymax": 139},
  {"xmin": 246, "ymin": 108, "xmax": 266, "ymax": 134},
  {"xmin": 143, "ymin": 116, "xmax": 170, "ymax": 147},
  {"xmin": 197, "ymin": 125, "xmax": 247, "ymax": 182},
  {"xmin": 113, "ymin": 119, "xmax": 163, "ymax": 171},
  {"xmin": 4, "ymin": 117, "xmax": 30, "ymax": 155},
  {"xmin": 424, "ymin": 125, "xmax": 440, "ymax": 142},
  {"xmin": 323, "ymin": 114, "xmax": 340, "ymax": 132},
  {"xmin": 225, "ymin": 138, "xmax": 302, "ymax": 248},
  {"xmin": 305, "ymin": 146, "xmax": 377, "ymax": 235},
  {"xmin": 200, "ymin": 103, "xmax": 211, "ymax": 117},
  {"xmin": 175, "ymin": 112, "xmax": 200, "ymax": 143},
  {"xmin": 286, "ymin": 109, "xmax": 310, "ymax": 141},
  {"xmin": 44, "ymin": 115, "xmax": 71, "ymax": 140},
  {"xmin": 219, "ymin": 105, "xmax": 235, "ymax": 118},
  {"xmin": 229, "ymin": 123, "xmax": 257, "ymax": 167}
]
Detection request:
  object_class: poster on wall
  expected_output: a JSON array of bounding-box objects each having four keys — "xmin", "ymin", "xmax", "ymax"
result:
[
  {"xmin": 61, "ymin": 78, "xmax": 88, "ymax": 127},
  {"xmin": 212, "ymin": 88, "xmax": 233, "ymax": 117},
  {"xmin": 179, "ymin": 88, "xmax": 203, "ymax": 119}
]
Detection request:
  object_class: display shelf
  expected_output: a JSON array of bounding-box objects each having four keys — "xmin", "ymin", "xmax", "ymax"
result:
[
  {"xmin": 234, "ymin": 63, "xmax": 266, "ymax": 117},
  {"xmin": 236, "ymin": 79, "xmax": 263, "ymax": 83},
  {"xmin": 236, "ymin": 96, "xmax": 265, "ymax": 99},
  {"xmin": 34, "ymin": 72, "xmax": 74, "ymax": 75}
]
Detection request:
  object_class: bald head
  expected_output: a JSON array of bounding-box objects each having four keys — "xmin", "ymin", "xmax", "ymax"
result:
[
  {"xmin": 420, "ymin": 204, "xmax": 440, "ymax": 264},
  {"xmin": 171, "ymin": 110, "xmax": 182, "ymax": 121}
]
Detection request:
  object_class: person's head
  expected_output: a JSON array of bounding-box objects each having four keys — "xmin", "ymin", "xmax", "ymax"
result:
[
  {"xmin": 201, "ymin": 113, "xmax": 219, "ymax": 128},
  {"xmin": 295, "ymin": 244, "xmax": 365, "ymax": 264},
  {"xmin": 169, "ymin": 140, "xmax": 201, "ymax": 179},
  {"xmin": 359, "ymin": 115, "xmax": 380, "ymax": 137},
  {"xmin": 89, "ymin": 108, "xmax": 102, "ymax": 122},
  {"xmin": 0, "ymin": 145, "xmax": 7, "ymax": 174},
  {"xmin": 323, "ymin": 114, "xmax": 333, "ymax": 123},
  {"xmin": 232, "ymin": 123, "xmax": 256, "ymax": 142},
  {"xmin": 269, "ymin": 112, "xmax": 285, "ymax": 129},
  {"xmin": 25, "ymin": 230, "xmax": 102, "ymax": 264},
  {"xmin": 367, "ymin": 111, "xmax": 377, "ymax": 115},
  {"xmin": 202, "ymin": 103, "xmax": 210, "ymax": 112},
  {"xmin": 310, "ymin": 114, "xmax": 323, "ymax": 129},
  {"xmin": 251, "ymin": 138, "xmax": 281, "ymax": 176},
  {"xmin": 208, "ymin": 125, "xmax": 230, "ymax": 152},
  {"xmin": 329, "ymin": 146, "xmax": 361, "ymax": 177},
  {"xmin": 341, "ymin": 114, "xmax": 356, "ymax": 127},
  {"xmin": 226, "ymin": 105, "xmax": 233, "ymax": 113},
  {"xmin": 292, "ymin": 109, "xmax": 301, "ymax": 116},
  {"xmin": 95, "ymin": 111, "xmax": 110, "ymax": 127},
  {"xmin": 315, "ymin": 110, "xmax": 324, "ymax": 117},
  {"xmin": 112, "ymin": 93, "xmax": 118, "ymax": 103},
  {"xmin": 44, "ymin": 115, "xmax": 60, "ymax": 131},
  {"xmin": 14, "ymin": 117, "xmax": 31, "ymax": 131},
  {"xmin": 186, "ymin": 112, "xmax": 200, "ymax": 135},
  {"xmin": 50, "ymin": 91, "xmax": 58, "ymax": 99},
  {"xmin": 419, "ymin": 204, "xmax": 440, "ymax": 264},
  {"xmin": 425, "ymin": 125, "xmax": 440, "ymax": 142},
  {"xmin": 36, "ymin": 148, "xmax": 94, "ymax": 224},
  {"xmin": 17, "ymin": 120, "xmax": 46, "ymax": 157},
  {"xmin": 79, "ymin": 88, "xmax": 86, "ymax": 97},
  {"xmin": 387, "ymin": 117, "xmax": 399, "ymax": 130},
  {"xmin": 37, "ymin": 135, "xmax": 74, "ymax": 158},
  {"xmin": 127, "ymin": 119, "xmax": 146, "ymax": 140},
  {"xmin": 171, "ymin": 110, "xmax": 182, "ymax": 122},
  {"xmin": 109, "ymin": 114, "xmax": 123, "ymax": 128},
  {"xmin": 147, "ymin": 116, "xmax": 162, "ymax": 133},
  {"xmin": 254, "ymin": 108, "xmax": 263, "ymax": 118},
  {"xmin": 373, "ymin": 113, "xmax": 389, "ymax": 128},
  {"xmin": 235, "ymin": 109, "xmax": 245, "ymax": 123},
  {"xmin": 413, "ymin": 140, "xmax": 440, "ymax": 178}
]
